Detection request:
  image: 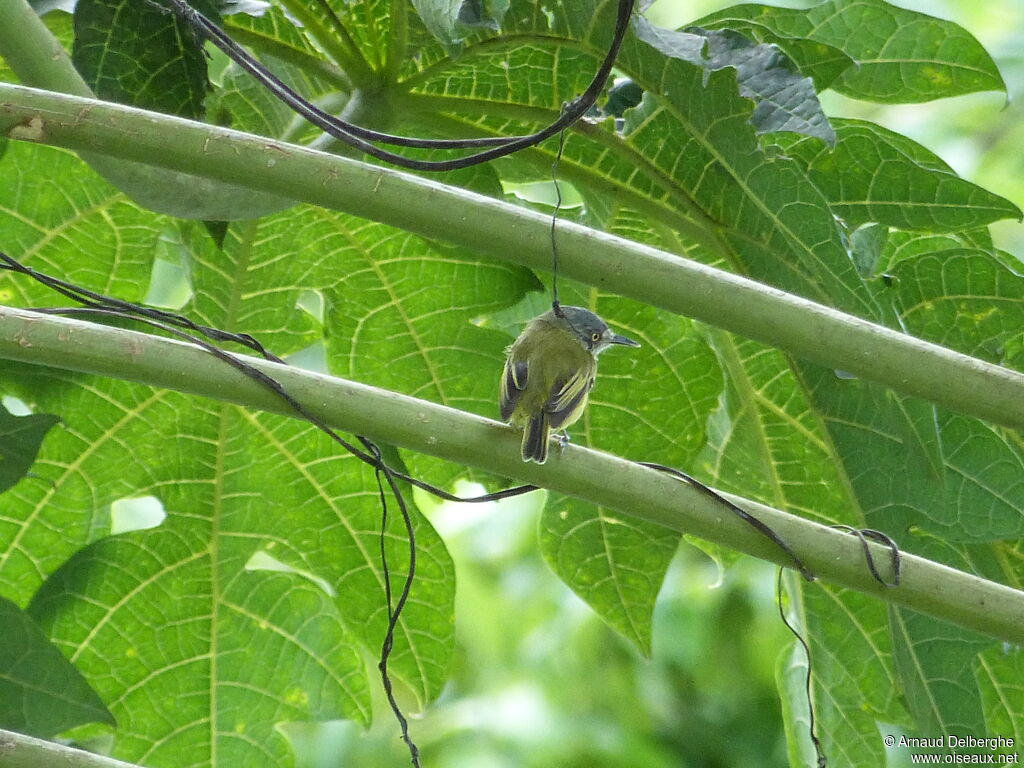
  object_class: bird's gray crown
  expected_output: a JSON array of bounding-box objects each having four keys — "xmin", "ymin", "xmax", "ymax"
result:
[{"xmin": 555, "ymin": 305, "xmax": 609, "ymax": 340}]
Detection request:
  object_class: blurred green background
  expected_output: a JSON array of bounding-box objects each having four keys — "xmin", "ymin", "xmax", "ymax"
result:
[
  {"xmin": 287, "ymin": 485, "xmax": 794, "ymax": 768},
  {"xmin": 285, "ymin": 1, "xmax": 1023, "ymax": 766}
]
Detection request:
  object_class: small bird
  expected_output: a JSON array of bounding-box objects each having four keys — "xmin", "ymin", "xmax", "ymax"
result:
[{"xmin": 500, "ymin": 305, "xmax": 640, "ymax": 464}]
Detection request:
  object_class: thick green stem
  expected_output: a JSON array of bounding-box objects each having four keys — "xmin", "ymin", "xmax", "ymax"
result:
[
  {"xmin": 1, "ymin": 84, "xmax": 1021, "ymax": 432},
  {"xmin": 0, "ymin": 0, "xmax": 91, "ymax": 95},
  {"xmin": 0, "ymin": 728, "xmax": 141, "ymax": 768},
  {"xmin": 0, "ymin": 306, "xmax": 1022, "ymax": 643}
]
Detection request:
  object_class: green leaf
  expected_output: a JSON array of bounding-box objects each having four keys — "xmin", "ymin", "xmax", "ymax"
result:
[
  {"xmin": 696, "ymin": 0, "xmax": 1006, "ymax": 103},
  {"xmin": 72, "ymin": 0, "xmax": 219, "ymax": 119},
  {"xmin": 691, "ymin": 13, "xmax": 855, "ymax": 91},
  {"xmin": 778, "ymin": 580, "xmax": 904, "ymax": 768},
  {"xmin": 0, "ymin": 595, "xmax": 114, "ymax": 738},
  {"xmin": 975, "ymin": 644, "xmax": 1024, "ymax": 754},
  {"xmin": 891, "ymin": 248, "xmax": 1024, "ymax": 368},
  {"xmin": 30, "ymin": 524, "xmax": 370, "ymax": 765},
  {"xmin": 0, "ymin": 403, "xmax": 59, "ymax": 494},
  {"xmin": 776, "ymin": 120, "xmax": 1022, "ymax": 232},
  {"xmin": 633, "ymin": 18, "xmax": 835, "ymax": 143},
  {"xmin": 0, "ymin": 141, "xmax": 157, "ymax": 312},
  {"xmin": 891, "ymin": 604, "xmax": 990, "ymax": 738},
  {"xmin": 881, "ymin": 230, "xmax": 993, "ymax": 269},
  {"xmin": 539, "ymin": 499, "xmax": 678, "ymax": 655},
  {"xmin": 1, "ymin": 140, "xmax": 474, "ymax": 765}
]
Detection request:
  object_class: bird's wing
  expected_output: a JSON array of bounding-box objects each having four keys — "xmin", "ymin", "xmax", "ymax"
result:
[
  {"xmin": 500, "ymin": 357, "xmax": 529, "ymax": 421},
  {"xmin": 546, "ymin": 369, "xmax": 594, "ymax": 429}
]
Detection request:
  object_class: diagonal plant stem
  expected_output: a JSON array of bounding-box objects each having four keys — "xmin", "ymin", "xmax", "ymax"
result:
[
  {"xmin": 0, "ymin": 0, "xmax": 91, "ymax": 95},
  {"xmin": 0, "ymin": 83, "xmax": 1021, "ymax": 433},
  {"xmin": 1, "ymin": 306, "xmax": 1023, "ymax": 644},
  {"xmin": 384, "ymin": 0, "xmax": 408, "ymax": 83},
  {"xmin": 277, "ymin": 0, "xmax": 376, "ymax": 87},
  {"xmin": 0, "ymin": 728, "xmax": 143, "ymax": 768}
]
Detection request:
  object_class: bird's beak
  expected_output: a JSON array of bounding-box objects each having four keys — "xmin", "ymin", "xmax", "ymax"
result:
[{"xmin": 609, "ymin": 332, "xmax": 641, "ymax": 348}]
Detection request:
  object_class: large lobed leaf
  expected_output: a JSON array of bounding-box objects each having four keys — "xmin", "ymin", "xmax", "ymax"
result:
[
  {"xmin": 775, "ymin": 119, "xmax": 1021, "ymax": 233},
  {"xmin": 0, "ymin": 140, "xmax": 474, "ymax": 766},
  {"xmin": 72, "ymin": 0, "xmax": 222, "ymax": 119},
  {"xmin": 1, "ymin": 0, "xmax": 1022, "ymax": 765}
]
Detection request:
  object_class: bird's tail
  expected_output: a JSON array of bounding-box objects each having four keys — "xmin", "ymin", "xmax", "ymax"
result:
[{"xmin": 522, "ymin": 413, "xmax": 549, "ymax": 464}]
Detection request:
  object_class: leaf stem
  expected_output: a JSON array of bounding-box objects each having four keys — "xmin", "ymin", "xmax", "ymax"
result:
[
  {"xmin": 0, "ymin": 0, "xmax": 91, "ymax": 96},
  {"xmin": 0, "ymin": 728, "xmax": 142, "ymax": 768},
  {"xmin": 221, "ymin": 20, "xmax": 352, "ymax": 91},
  {"xmin": 277, "ymin": 0, "xmax": 375, "ymax": 86},
  {"xmin": 2, "ymin": 84, "xmax": 1021, "ymax": 432},
  {"xmin": 384, "ymin": 0, "xmax": 408, "ymax": 83},
  {"xmin": 1, "ymin": 306, "xmax": 1022, "ymax": 644}
]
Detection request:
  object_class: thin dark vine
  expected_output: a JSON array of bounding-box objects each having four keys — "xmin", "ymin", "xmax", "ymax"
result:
[
  {"xmin": 1, "ymin": 241, "xmax": 903, "ymax": 767},
  {"xmin": 831, "ymin": 525, "xmax": 901, "ymax": 587},
  {"xmin": 774, "ymin": 526, "xmax": 900, "ymax": 768},
  {"xmin": 776, "ymin": 567, "xmax": 828, "ymax": 768},
  {"xmin": 2, "ymin": 1, "xmax": 903, "ymax": 762},
  {"xmin": 156, "ymin": 0, "xmax": 638, "ymax": 172}
]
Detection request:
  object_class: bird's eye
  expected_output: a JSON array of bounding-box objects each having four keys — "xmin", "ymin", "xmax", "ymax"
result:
[{"xmin": 591, "ymin": 331, "xmax": 601, "ymax": 342}]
